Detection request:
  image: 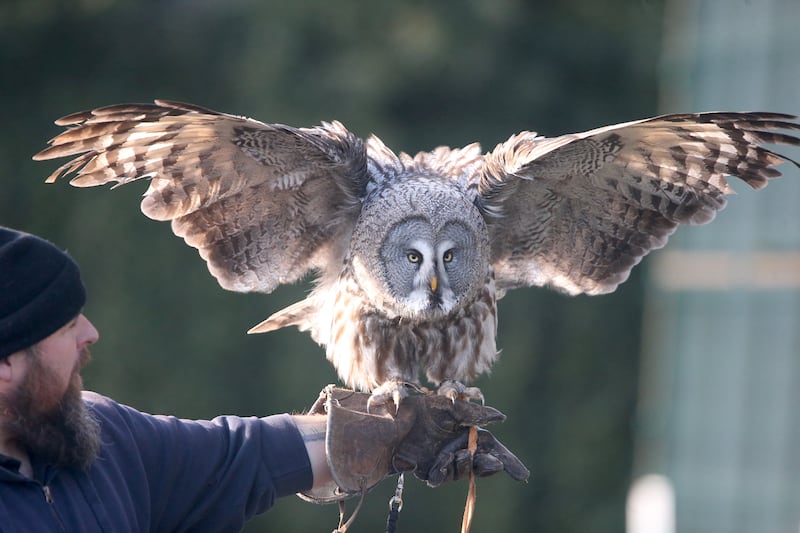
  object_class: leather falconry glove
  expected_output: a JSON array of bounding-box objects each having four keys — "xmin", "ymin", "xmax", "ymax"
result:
[{"xmin": 299, "ymin": 385, "xmax": 529, "ymax": 504}]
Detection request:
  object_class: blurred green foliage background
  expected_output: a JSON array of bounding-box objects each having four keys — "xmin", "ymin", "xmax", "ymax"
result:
[{"xmin": 1, "ymin": 1, "xmax": 667, "ymax": 531}]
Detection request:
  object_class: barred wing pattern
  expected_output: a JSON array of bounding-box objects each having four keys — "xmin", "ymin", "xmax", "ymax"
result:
[
  {"xmin": 481, "ymin": 112, "xmax": 800, "ymax": 295},
  {"xmin": 34, "ymin": 100, "xmax": 369, "ymax": 293}
]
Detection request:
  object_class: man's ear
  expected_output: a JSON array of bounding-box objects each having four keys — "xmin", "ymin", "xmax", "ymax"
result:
[
  {"xmin": 0, "ymin": 357, "xmax": 13, "ymax": 383},
  {"xmin": 0, "ymin": 350, "xmax": 26, "ymax": 384}
]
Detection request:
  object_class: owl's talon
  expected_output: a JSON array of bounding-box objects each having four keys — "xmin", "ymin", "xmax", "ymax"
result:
[
  {"xmin": 392, "ymin": 389, "xmax": 402, "ymax": 414},
  {"xmin": 367, "ymin": 380, "xmax": 412, "ymax": 414},
  {"xmin": 437, "ymin": 380, "xmax": 485, "ymax": 404}
]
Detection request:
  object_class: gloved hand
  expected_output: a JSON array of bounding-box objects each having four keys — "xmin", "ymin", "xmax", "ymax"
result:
[
  {"xmin": 424, "ymin": 426, "xmax": 529, "ymax": 486},
  {"xmin": 299, "ymin": 385, "xmax": 529, "ymax": 504}
]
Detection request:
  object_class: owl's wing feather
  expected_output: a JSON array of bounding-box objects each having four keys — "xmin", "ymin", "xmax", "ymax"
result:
[
  {"xmin": 34, "ymin": 100, "xmax": 369, "ymax": 293},
  {"xmin": 481, "ymin": 112, "xmax": 800, "ymax": 295}
]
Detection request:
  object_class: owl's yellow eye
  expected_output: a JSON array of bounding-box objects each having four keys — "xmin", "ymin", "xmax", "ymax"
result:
[
  {"xmin": 407, "ymin": 251, "xmax": 421, "ymax": 263},
  {"xmin": 443, "ymin": 250, "xmax": 454, "ymax": 263}
]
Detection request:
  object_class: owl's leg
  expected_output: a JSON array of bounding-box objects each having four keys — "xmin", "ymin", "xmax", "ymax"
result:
[
  {"xmin": 367, "ymin": 380, "xmax": 419, "ymax": 414},
  {"xmin": 437, "ymin": 380, "xmax": 485, "ymax": 404}
]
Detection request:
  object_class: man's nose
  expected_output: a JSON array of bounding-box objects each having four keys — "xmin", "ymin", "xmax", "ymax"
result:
[{"xmin": 77, "ymin": 314, "xmax": 100, "ymax": 348}]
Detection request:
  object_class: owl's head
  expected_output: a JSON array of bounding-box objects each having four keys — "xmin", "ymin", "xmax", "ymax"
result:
[{"xmin": 350, "ymin": 177, "xmax": 489, "ymax": 320}]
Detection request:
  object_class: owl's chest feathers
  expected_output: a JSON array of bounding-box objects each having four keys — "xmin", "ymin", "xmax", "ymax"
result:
[{"xmin": 327, "ymin": 273, "xmax": 499, "ymax": 392}]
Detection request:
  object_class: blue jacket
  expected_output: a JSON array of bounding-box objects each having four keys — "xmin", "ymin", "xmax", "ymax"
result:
[{"xmin": 0, "ymin": 391, "xmax": 313, "ymax": 532}]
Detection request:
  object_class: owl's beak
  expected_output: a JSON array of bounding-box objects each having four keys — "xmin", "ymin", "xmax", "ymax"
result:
[{"xmin": 430, "ymin": 276, "xmax": 438, "ymax": 293}]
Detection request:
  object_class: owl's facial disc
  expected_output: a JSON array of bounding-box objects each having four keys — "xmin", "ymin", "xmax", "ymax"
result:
[
  {"xmin": 403, "ymin": 238, "xmax": 458, "ymax": 316},
  {"xmin": 375, "ymin": 215, "xmax": 484, "ymax": 320}
]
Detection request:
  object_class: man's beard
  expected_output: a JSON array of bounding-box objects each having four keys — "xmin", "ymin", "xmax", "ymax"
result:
[{"xmin": 0, "ymin": 348, "xmax": 101, "ymax": 470}]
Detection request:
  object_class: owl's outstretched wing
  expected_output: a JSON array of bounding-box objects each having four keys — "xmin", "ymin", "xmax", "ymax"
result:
[
  {"xmin": 480, "ymin": 112, "xmax": 800, "ymax": 295},
  {"xmin": 34, "ymin": 100, "xmax": 369, "ymax": 293}
]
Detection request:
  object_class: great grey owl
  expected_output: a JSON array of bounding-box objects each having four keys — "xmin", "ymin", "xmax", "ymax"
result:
[{"xmin": 34, "ymin": 101, "xmax": 800, "ymax": 404}]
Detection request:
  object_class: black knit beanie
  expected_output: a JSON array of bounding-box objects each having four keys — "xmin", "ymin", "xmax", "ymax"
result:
[{"xmin": 0, "ymin": 227, "xmax": 86, "ymax": 359}]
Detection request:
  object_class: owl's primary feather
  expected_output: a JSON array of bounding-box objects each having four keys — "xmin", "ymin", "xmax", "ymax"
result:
[{"xmin": 34, "ymin": 101, "xmax": 800, "ymax": 393}]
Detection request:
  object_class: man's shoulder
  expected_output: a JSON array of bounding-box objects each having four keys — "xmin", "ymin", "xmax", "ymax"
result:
[
  {"xmin": 81, "ymin": 390, "xmax": 121, "ymax": 412},
  {"xmin": 81, "ymin": 390, "xmax": 113, "ymax": 403},
  {"xmin": 80, "ymin": 390, "xmax": 143, "ymax": 429},
  {"xmin": 80, "ymin": 391, "xmax": 169, "ymax": 458}
]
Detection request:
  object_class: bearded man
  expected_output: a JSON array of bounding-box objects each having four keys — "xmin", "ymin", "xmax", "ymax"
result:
[{"xmin": 0, "ymin": 226, "xmax": 527, "ymax": 531}]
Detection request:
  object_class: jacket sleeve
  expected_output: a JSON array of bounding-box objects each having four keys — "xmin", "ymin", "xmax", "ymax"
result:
[{"xmin": 83, "ymin": 391, "xmax": 313, "ymax": 532}]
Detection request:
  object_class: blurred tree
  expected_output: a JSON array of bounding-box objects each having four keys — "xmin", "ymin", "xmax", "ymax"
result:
[{"xmin": 1, "ymin": 0, "xmax": 665, "ymax": 531}]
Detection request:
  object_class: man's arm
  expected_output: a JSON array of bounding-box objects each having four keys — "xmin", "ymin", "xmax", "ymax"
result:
[{"xmin": 84, "ymin": 392, "xmax": 314, "ymax": 532}]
